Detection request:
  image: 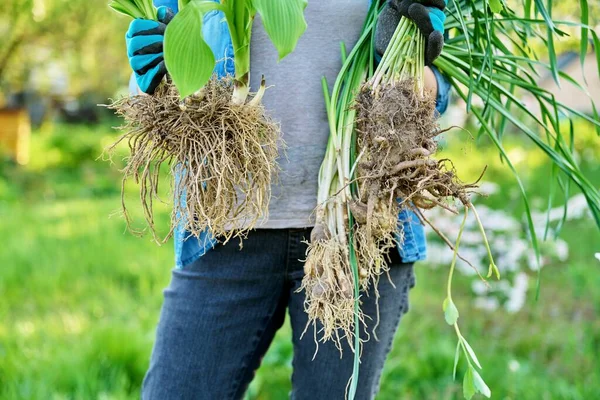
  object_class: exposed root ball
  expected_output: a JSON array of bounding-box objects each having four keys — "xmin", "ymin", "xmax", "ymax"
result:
[
  {"xmin": 299, "ymin": 81, "xmax": 481, "ymax": 353},
  {"xmin": 300, "ymin": 236, "xmax": 359, "ymax": 349},
  {"xmin": 355, "ymin": 80, "xmax": 475, "ymax": 227},
  {"xmin": 107, "ymin": 77, "xmax": 281, "ymax": 243}
]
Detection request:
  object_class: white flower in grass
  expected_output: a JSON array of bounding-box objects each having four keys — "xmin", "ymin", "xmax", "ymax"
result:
[
  {"xmin": 493, "ymin": 236, "xmax": 509, "ymax": 253},
  {"xmin": 508, "ymin": 359, "xmax": 521, "ymax": 372},
  {"xmin": 426, "ymin": 243, "xmax": 454, "ymax": 267},
  {"xmin": 472, "ymin": 280, "xmax": 489, "ymax": 295},
  {"xmin": 496, "ymin": 254, "xmax": 518, "ymax": 272},
  {"xmin": 565, "ymin": 194, "xmax": 590, "ymax": 220},
  {"xmin": 510, "ymin": 237, "xmax": 529, "ymax": 255},
  {"xmin": 532, "ymin": 193, "xmax": 591, "ymax": 228},
  {"xmin": 474, "ymin": 297, "xmax": 499, "ymax": 312},
  {"xmin": 505, "ymin": 273, "xmax": 529, "ymax": 313},
  {"xmin": 479, "ymin": 182, "xmax": 500, "ymax": 196},
  {"xmin": 595, "ymin": 253, "xmax": 600, "ymax": 262},
  {"xmin": 496, "ymin": 280, "xmax": 512, "ymax": 294},
  {"xmin": 460, "ymin": 231, "xmax": 484, "ymax": 245},
  {"xmin": 484, "ymin": 211, "xmax": 520, "ymax": 232},
  {"xmin": 456, "ymin": 247, "xmax": 487, "ymax": 276}
]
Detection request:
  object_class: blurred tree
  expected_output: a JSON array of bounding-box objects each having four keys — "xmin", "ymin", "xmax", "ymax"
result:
[
  {"xmin": 0, "ymin": 0, "xmax": 597, "ymax": 105},
  {"xmin": 0, "ymin": 0, "xmax": 132, "ymax": 100}
]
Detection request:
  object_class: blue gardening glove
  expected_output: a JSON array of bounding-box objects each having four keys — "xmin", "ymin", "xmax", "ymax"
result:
[
  {"xmin": 126, "ymin": 6, "xmax": 175, "ymax": 94},
  {"xmin": 376, "ymin": 0, "xmax": 448, "ymax": 66}
]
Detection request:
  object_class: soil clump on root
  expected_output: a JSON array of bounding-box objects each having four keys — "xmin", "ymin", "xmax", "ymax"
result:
[
  {"xmin": 355, "ymin": 79, "xmax": 474, "ymax": 222},
  {"xmin": 107, "ymin": 77, "xmax": 280, "ymax": 243}
]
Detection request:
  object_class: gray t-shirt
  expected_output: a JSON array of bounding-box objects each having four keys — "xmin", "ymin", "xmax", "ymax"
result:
[{"xmin": 249, "ymin": 0, "xmax": 368, "ymax": 228}]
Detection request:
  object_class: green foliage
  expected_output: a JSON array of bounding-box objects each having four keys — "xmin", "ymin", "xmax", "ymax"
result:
[
  {"xmin": 164, "ymin": 2, "xmax": 217, "ymax": 98},
  {"xmin": 488, "ymin": 0, "xmax": 503, "ymax": 13},
  {"xmin": 111, "ymin": 0, "xmax": 309, "ymax": 98},
  {"xmin": 418, "ymin": 3, "xmax": 600, "ymax": 394},
  {"xmin": 1, "ymin": 123, "xmax": 600, "ymax": 399},
  {"xmin": 0, "ymin": 0, "xmax": 132, "ymax": 97},
  {"xmin": 109, "ymin": 0, "xmax": 156, "ymax": 19},
  {"xmin": 251, "ymin": 0, "xmax": 308, "ymax": 60},
  {"xmin": 438, "ymin": 0, "xmax": 600, "ymax": 238},
  {"xmin": 0, "ymin": 123, "xmax": 124, "ymax": 202},
  {"xmin": 471, "ymin": 367, "xmax": 491, "ymax": 398},
  {"xmin": 339, "ymin": 1, "xmax": 600, "ymax": 394},
  {"xmin": 443, "ymin": 297, "xmax": 459, "ymax": 325},
  {"xmin": 463, "ymin": 366, "xmax": 476, "ymax": 399}
]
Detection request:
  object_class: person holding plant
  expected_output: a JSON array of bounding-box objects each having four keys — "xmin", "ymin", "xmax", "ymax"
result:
[{"xmin": 125, "ymin": 0, "xmax": 451, "ymax": 398}]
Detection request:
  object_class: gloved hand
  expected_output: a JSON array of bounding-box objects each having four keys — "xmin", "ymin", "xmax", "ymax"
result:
[
  {"xmin": 376, "ymin": 0, "xmax": 447, "ymax": 66},
  {"xmin": 126, "ymin": 6, "xmax": 175, "ymax": 95}
]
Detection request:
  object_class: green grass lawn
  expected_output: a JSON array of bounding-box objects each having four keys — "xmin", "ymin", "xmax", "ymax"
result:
[{"xmin": 0, "ymin": 122, "xmax": 599, "ymax": 399}]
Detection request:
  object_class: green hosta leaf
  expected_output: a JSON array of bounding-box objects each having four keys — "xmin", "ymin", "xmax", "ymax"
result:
[
  {"xmin": 164, "ymin": 2, "xmax": 217, "ymax": 98},
  {"xmin": 463, "ymin": 366, "xmax": 476, "ymax": 400},
  {"xmin": 178, "ymin": 0, "xmax": 192, "ymax": 11},
  {"xmin": 109, "ymin": 0, "xmax": 144, "ymax": 19},
  {"xmin": 109, "ymin": 0, "xmax": 156, "ymax": 19},
  {"xmin": 133, "ymin": 0, "xmax": 156, "ymax": 19},
  {"xmin": 252, "ymin": 0, "xmax": 307, "ymax": 60},
  {"xmin": 489, "ymin": 0, "xmax": 503, "ymax": 13},
  {"xmin": 580, "ymin": 0, "xmax": 589, "ymax": 72},
  {"xmin": 472, "ymin": 369, "xmax": 492, "ymax": 398},
  {"xmin": 443, "ymin": 297, "xmax": 459, "ymax": 325}
]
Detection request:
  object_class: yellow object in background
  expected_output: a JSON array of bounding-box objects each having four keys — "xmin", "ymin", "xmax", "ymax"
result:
[{"xmin": 0, "ymin": 108, "xmax": 30, "ymax": 165}]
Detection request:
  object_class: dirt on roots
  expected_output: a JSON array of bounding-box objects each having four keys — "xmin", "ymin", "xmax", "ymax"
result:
[
  {"xmin": 351, "ymin": 79, "xmax": 477, "ymax": 296},
  {"xmin": 107, "ymin": 78, "xmax": 281, "ymax": 243},
  {"xmin": 300, "ymin": 235, "xmax": 357, "ymax": 349},
  {"xmin": 355, "ymin": 80, "xmax": 472, "ymax": 210},
  {"xmin": 301, "ymin": 80, "xmax": 479, "ymax": 347}
]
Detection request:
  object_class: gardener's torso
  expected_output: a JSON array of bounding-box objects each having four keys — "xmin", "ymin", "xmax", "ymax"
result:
[
  {"xmin": 249, "ymin": 1, "xmax": 367, "ymax": 228},
  {"xmin": 158, "ymin": 0, "xmax": 427, "ymax": 267}
]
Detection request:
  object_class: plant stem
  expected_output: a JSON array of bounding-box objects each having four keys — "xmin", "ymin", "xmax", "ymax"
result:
[
  {"xmin": 372, "ymin": 17, "xmax": 425, "ymax": 92},
  {"xmin": 222, "ymin": 1, "xmax": 253, "ymax": 104},
  {"xmin": 447, "ymin": 207, "xmax": 469, "ymax": 300},
  {"xmin": 314, "ymin": 6, "xmax": 379, "ymax": 399},
  {"xmin": 470, "ymin": 204, "xmax": 500, "ymax": 279},
  {"xmin": 347, "ymin": 214, "xmax": 361, "ymax": 400},
  {"xmin": 319, "ymin": 78, "xmax": 338, "ymax": 205}
]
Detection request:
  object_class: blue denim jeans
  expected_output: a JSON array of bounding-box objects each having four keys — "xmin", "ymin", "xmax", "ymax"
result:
[{"xmin": 142, "ymin": 228, "xmax": 415, "ymax": 399}]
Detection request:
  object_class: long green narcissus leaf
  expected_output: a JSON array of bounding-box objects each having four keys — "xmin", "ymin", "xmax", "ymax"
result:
[
  {"xmin": 251, "ymin": 0, "xmax": 308, "ymax": 60},
  {"xmin": 488, "ymin": 0, "xmax": 503, "ymax": 13},
  {"xmin": 164, "ymin": 2, "xmax": 217, "ymax": 98}
]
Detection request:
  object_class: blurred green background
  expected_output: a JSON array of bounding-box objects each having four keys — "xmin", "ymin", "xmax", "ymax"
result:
[{"xmin": 1, "ymin": 1, "xmax": 600, "ymax": 400}]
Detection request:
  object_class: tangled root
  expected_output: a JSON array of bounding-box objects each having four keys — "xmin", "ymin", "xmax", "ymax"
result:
[
  {"xmin": 355, "ymin": 80, "xmax": 476, "ymax": 227},
  {"xmin": 107, "ymin": 77, "xmax": 281, "ymax": 243},
  {"xmin": 300, "ymin": 230, "xmax": 360, "ymax": 350},
  {"xmin": 300, "ymin": 81, "xmax": 485, "ymax": 353},
  {"xmin": 301, "ymin": 220, "xmax": 396, "ymax": 351}
]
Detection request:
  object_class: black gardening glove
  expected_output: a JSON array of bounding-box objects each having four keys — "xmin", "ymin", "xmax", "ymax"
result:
[{"xmin": 376, "ymin": 0, "xmax": 448, "ymax": 66}]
